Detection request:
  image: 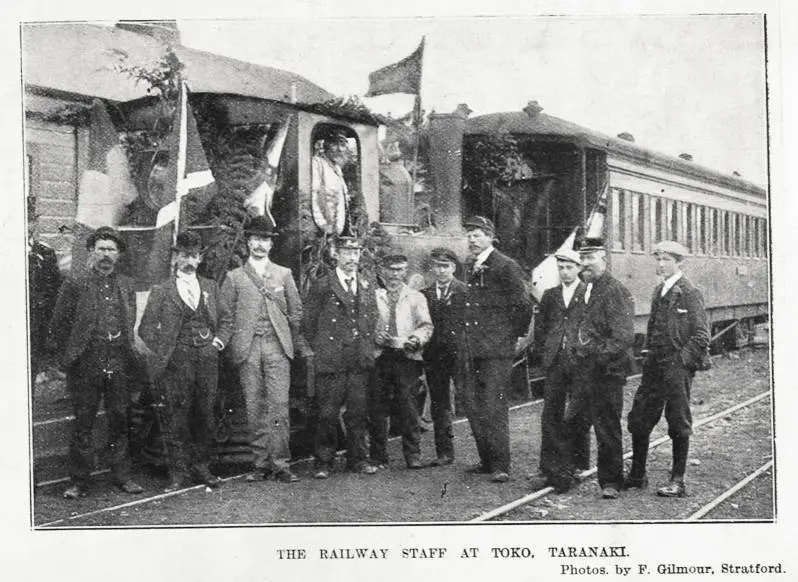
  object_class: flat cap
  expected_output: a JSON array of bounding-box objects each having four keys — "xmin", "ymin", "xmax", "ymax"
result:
[
  {"xmin": 429, "ymin": 247, "xmax": 458, "ymax": 264},
  {"xmin": 463, "ymin": 215, "xmax": 495, "ymax": 234},
  {"xmin": 653, "ymin": 240, "xmax": 690, "ymax": 258},
  {"xmin": 577, "ymin": 237, "xmax": 605, "ymax": 254},
  {"xmin": 381, "ymin": 253, "xmax": 409, "ymax": 266},
  {"xmin": 554, "ymin": 248, "xmax": 582, "ymax": 265}
]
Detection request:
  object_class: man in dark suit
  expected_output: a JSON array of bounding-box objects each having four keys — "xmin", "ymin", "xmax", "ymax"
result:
[
  {"xmin": 28, "ymin": 212, "xmax": 61, "ymax": 385},
  {"xmin": 461, "ymin": 216, "xmax": 532, "ymax": 483},
  {"xmin": 570, "ymin": 238, "xmax": 635, "ymax": 499},
  {"xmin": 422, "ymin": 247, "xmax": 467, "ymax": 466},
  {"xmin": 220, "ymin": 217, "xmax": 308, "ymax": 484},
  {"xmin": 304, "ymin": 236, "xmax": 379, "ymax": 479},
  {"xmin": 625, "ymin": 241, "xmax": 710, "ymax": 498},
  {"xmin": 138, "ymin": 231, "xmax": 233, "ymax": 492},
  {"xmin": 528, "ymin": 249, "xmax": 589, "ymax": 492},
  {"xmin": 49, "ymin": 226, "xmax": 144, "ymax": 499}
]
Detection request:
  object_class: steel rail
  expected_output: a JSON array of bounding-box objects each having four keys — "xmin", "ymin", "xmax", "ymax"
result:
[
  {"xmin": 686, "ymin": 460, "xmax": 774, "ymax": 521},
  {"xmin": 471, "ymin": 390, "xmax": 771, "ymax": 522}
]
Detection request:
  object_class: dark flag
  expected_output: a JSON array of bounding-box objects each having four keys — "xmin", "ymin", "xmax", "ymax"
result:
[{"xmin": 365, "ymin": 38, "xmax": 425, "ymax": 97}]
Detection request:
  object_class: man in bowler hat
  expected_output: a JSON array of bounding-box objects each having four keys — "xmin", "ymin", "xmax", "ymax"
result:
[
  {"xmin": 139, "ymin": 231, "xmax": 233, "ymax": 491},
  {"xmin": 625, "ymin": 241, "xmax": 710, "ymax": 498},
  {"xmin": 220, "ymin": 216, "xmax": 308, "ymax": 483},
  {"xmin": 461, "ymin": 216, "xmax": 532, "ymax": 483},
  {"xmin": 49, "ymin": 226, "xmax": 144, "ymax": 498}
]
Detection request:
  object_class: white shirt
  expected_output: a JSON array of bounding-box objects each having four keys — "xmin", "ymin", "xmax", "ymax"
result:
[
  {"xmin": 661, "ymin": 271, "xmax": 684, "ymax": 297},
  {"xmin": 561, "ymin": 279, "xmax": 580, "ymax": 308},
  {"xmin": 336, "ymin": 267, "xmax": 357, "ymax": 294},
  {"xmin": 584, "ymin": 282, "xmax": 593, "ymax": 304},
  {"xmin": 247, "ymin": 256, "xmax": 271, "ymax": 277},
  {"xmin": 175, "ymin": 272, "xmax": 200, "ymax": 310},
  {"xmin": 472, "ymin": 246, "xmax": 495, "ymax": 269}
]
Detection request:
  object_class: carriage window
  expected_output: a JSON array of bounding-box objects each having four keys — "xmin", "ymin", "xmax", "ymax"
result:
[
  {"xmin": 697, "ymin": 206, "xmax": 706, "ymax": 255},
  {"xmin": 711, "ymin": 209, "xmax": 719, "ymax": 256},
  {"xmin": 611, "ymin": 188, "xmax": 626, "ymax": 251},
  {"xmin": 668, "ymin": 200, "xmax": 678, "ymax": 240},
  {"xmin": 733, "ymin": 214, "xmax": 742, "ymax": 256},
  {"xmin": 685, "ymin": 204, "xmax": 694, "ymax": 253},
  {"xmin": 631, "ymin": 192, "xmax": 644, "ymax": 251},
  {"xmin": 652, "ymin": 197, "xmax": 664, "ymax": 245},
  {"xmin": 762, "ymin": 218, "xmax": 769, "ymax": 258},
  {"xmin": 743, "ymin": 216, "xmax": 751, "ymax": 257},
  {"xmin": 722, "ymin": 211, "xmax": 731, "ymax": 256},
  {"xmin": 753, "ymin": 218, "xmax": 760, "ymax": 258}
]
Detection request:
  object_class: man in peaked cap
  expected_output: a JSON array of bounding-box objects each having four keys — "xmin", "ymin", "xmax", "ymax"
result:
[
  {"xmin": 421, "ymin": 247, "xmax": 468, "ymax": 466},
  {"xmin": 461, "ymin": 216, "xmax": 532, "ymax": 483},
  {"xmin": 625, "ymin": 240, "xmax": 710, "ymax": 498},
  {"xmin": 220, "ymin": 216, "xmax": 309, "ymax": 483},
  {"xmin": 139, "ymin": 230, "xmax": 233, "ymax": 492},
  {"xmin": 528, "ymin": 247, "xmax": 590, "ymax": 493},
  {"xmin": 304, "ymin": 234, "xmax": 380, "ymax": 479},
  {"xmin": 568, "ymin": 237, "xmax": 636, "ymax": 499},
  {"xmin": 49, "ymin": 226, "xmax": 144, "ymax": 498}
]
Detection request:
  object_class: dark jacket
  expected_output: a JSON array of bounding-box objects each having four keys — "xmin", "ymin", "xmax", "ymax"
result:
[
  {"xmin": 48, "ymin": 271, "xmax": 138, "ymax": 368},
  {"xmin": 29, "ymin": 241, "xmax": 61, "ymax": 355},
  {"xmin": 138, "ymin": 276, "xmax": 233, "ymax": 379},
  {"xmin": 575, "ymin": 271, "xmax": 636, "ymax": 378},
  {"xmin": 645, "ymin": 275, "xmax": 710, "ymax": 371},
  {"xmin": 303, "ymin": 272, "xmax": 378, "ymax": 374},
  {"xmin": 533, "ymin": 281, "xmax": 586, "ymax": 369},
  {"xmin": 463, "ymin": 248, "xmax": 532, "ymax": 359},
  {"xmin": 422, "ymin": 278, "xmax": 467, "ymax": 362}
]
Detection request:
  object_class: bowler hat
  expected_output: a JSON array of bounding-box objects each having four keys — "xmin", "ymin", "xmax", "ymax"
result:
[
  {"xmin": 463, "ymin": 215, "xmax": 495, "ymax": 234},
  {"xmin": 86, "ymin": 226, "xmax": 126, "ymax": 252},
  {"xmin": 172, "ymin": 230, "xmax": 203, "ymax": 253},
  {"xmin": 429, "ymin": 247, "xmax": 458, "ymax": 265},
  {"xmin": 554, "ymin": 248, "xmax": 581, "ymax": 265},
  {"xmin": 653, "ymin": 240, "xmax": 690, "ymax": 258},
  {"xmin": 578, "ymin": 237, "xmax": 606, "ymax": 254},
  {"xmin": 244, "ymin": 216, "xmax": 278, "ymax": 238},
  {"xmin": 335, "ymin": 236, "xmax": 362, "ymax": 250}
]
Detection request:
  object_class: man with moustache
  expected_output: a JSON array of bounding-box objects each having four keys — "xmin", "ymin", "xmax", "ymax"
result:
[
  {"xmin": 138, "ymin": 231, "xmax": 232, "ymax": 491},
  {"xmin": 625, "ymin": 241, "xmax": 710, "ymax": 498},
  {"xmin": 311, "ymin": 131, "xmax": 351, "ymax": 236},
  {"xmin": 49, "ymin": 226, "xmax": 143, "ymax": 498},
  {"xmin": 370, "ymin": 254, "xmax": 434, "ymax": 469},
  {"xmin": 461, "ymin": 216, "xmax": 532, "ymax": 483},
  {"xmin": 421, "ymin": 247, "xmax": 467, "ymax": 466},
  {"xmin": 305, "ymin": 236, "xmax": 379, "ymax": 479},
  {"xmin": 570, "ymin": 238, "xmax": 635, "ymax": 499},
  {"xmin": 220, "ymin": 217, "xmax": 307, "ymax": 483},
  {"xmin": 528, "ymin": 249, "xmax": 589, "ymax": 493}
]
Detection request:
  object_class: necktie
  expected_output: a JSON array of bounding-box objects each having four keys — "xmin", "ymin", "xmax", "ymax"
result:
[
  {"xmin": 584, "ymin": 283, "xmax": 593, "ymax": 304},
  {"xmin": 345, "ymin": 278, "xmax": 354, "ymax": 294},
  {"xmin": 437, "ymin": 284, "xmax": 448, "ymax": 300}
]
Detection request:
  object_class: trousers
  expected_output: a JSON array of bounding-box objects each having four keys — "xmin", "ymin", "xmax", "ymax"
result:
[
  {"xmin": 423, "ymin": 352, "xmax": 459, "ymax": 460},
  {"xmin": 313, "ymin": 368, "xmax": 369, "ymax": 469},
  {"xmin": 628, "ymin": 353, "xmax": 694, "ymax": 439},
  {"xmin": 462, "ymin": 357, "xmax": 512, "ymax": 473}
]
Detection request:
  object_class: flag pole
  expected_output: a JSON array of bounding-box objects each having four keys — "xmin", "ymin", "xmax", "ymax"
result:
[
  {"xmin": 172, "ymin": 79, "xmax": 188, "ymax": 244},
  {"xmin": 410, "ymin": 37, "xmax": 425, "ymax": 190}
]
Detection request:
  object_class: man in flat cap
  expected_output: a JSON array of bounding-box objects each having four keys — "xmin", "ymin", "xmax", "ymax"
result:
[
  {"xmin": 570, "ymin": 238, "xmax": 635, "ymax": 499},
  {"xmin": 305, "ymin": 236, "xmax": 379, "ymax": 479},
  {"xmin": 461, "ymin": 216, "xmax": 532, "ymax": 483},
  {"xmin": 311, "ymin": 131, "xmax": 351, "ymax": 236},
  {"xmin": 421, "ymin": 247, "xmax": 467, "ymax": 466},
  {"xmin": 370, "ymin": 254, "xmax": 434, "ymax": 469},
  {"xmin": 49, "ymin": 226, "xmax": 143, "ymax": 498},
  {"xmin": 139, "ymin": 231, "xmax": 232, "ymax": 491},
  {"xmin": 220, "ymin": 216, "xmax": 308, "ymax": 483},
  {"xmin": 528, "ymin": 248, "xmax": 590, "ymax": 492},
  {"xmin": 625, "ymin": 241, "xmax": 710, "ymax": 498}
]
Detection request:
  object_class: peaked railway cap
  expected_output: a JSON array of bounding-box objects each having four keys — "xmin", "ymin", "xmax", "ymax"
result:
[
  {"xmin": 577, "ymin": 237, "xmax": 606, "ymax": 254},
  {"xmin": 429, "ymin": 247, "xmax": 459, "ymax": 265},
  {"xmin": 653, "ymin": 240, "xmax": 690, "ymax": 258},
  {"xmin": 463, "ymin": 215, "xmax": 495, "ymax": 234},
  {"xmin": 335, "ymin": 236, "xmax": 362, "ymax": 250}
]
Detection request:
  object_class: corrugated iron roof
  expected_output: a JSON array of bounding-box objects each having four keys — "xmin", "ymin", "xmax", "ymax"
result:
[
  {"xmin": 22, "ymin": 22, "xmax": 333, "ymax": 105},
  {"xmin": 465, "ymin": 110, "xmax": 765, "ymax": 195}
]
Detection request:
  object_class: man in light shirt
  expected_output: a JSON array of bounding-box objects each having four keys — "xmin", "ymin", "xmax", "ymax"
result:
[
  {"xmin": 139, "ymin": 231, "xmax": 232, "ymax": 492},
  {"xmin": 311, "ymin": 132, "xmax": 350, "ymax": 236},
  {"xmin": 625, "ymin": 241, "xmax": 710, "ymax": 498},
  {"xmin": 220, "ymin": 216, "xmax": 308, "ymax": 484},
  {"xmin": 529, "ymin": 249, "xmax": 589, "ymax": 493}
]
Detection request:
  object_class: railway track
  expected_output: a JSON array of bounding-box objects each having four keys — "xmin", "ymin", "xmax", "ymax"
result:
[{"xmin": 686, "ymin": 460, "xmax": 774, "ymax": 521}]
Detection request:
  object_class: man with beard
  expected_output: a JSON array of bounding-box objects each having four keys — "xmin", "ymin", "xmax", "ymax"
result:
[
  {"xmin": 421, "ymin": 247, "xmax": 467, "ymax": 466},
  {"xmin": 370, "ymin": 254, "xmax": 434, "ymax": 469},
  {"xmin": 625, "ymin": 241, "xmax": 709, "ymax": 498},
  {"xmin": 220, "ymin": 217, "xmax": 307, "ymax": 483},
  {"xmin": 305, "ymin": 236, "xmax": 379, "ymax": 479},
  {"xmin": 49, "ymin": 226, "xmax": 143, "ymax": 498},
  {"xmin": 528, "ymin": 249, "xmax": 590, "ymax": 492},
  {"xmin": 311, "ymin": 131, "xmax": 351, "ymax": 236},
  {"xmin": 138, "ymin": 231, "xmax": 232, "ymax": 492},
  {"xmin": 462, "ymin": 216, "xmax": 532, "ymax": 483},
  {"xmin": 571, "ymin": 238, "xmax": 635, "ymax": 499}
]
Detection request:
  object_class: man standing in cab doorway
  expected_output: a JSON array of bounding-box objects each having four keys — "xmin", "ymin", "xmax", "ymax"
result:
[
  {"xmin": 49, "ymin": 226, "xmax": 144, "ymax": 499},
  {"xmin": 139, "ymin": 231, "xmax": 232, "ymax": 492},
  {"xmin": 305, "ymin": 236, "xmax": 379, "ymax": 479},
  {"xmin": 571, "ymin": 238, "xmax": 636, "ymax": 500},
  {"xmin": 221, "ymin": 216, "xmax": 308, "ymax": 484},
  {"xmin": 421, "ymin": 247, "xmax": 467, "ymax": 467},
  {"xmin": 461, "ymin": 216, "xmax": 532, "ymax": 483},
  {"xmin": 529, "ymin": 248, "xmax": 590, "ymax": 493},
  {"xmin": 371, "ymin": 254, "xmax": 434, "ymax": 469},
  {"xmin": 625, "ymin": 241, "xmax": 710, "ymax": 498}
]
